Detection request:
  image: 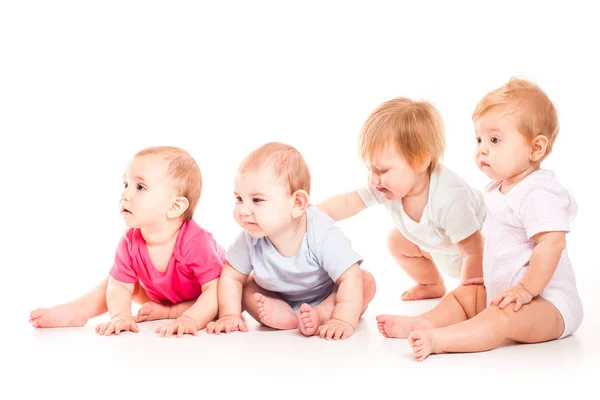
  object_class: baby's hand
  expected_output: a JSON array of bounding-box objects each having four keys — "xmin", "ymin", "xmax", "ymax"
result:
[
  {"xmin": 462, "ymin": 278, "xmax": 484, "ymax": 286},
  {"xmin": 95, "ymin": 315, "xmax": 139, "ymax": 336},
  {"xmin": 491, "ymin": 284, "xmax": 534, "ymax": 312},
  {"xmin": 317, "ymin": 318, "xmax": 354, "ymax": 340},
  {"xmin": 155, "ymin": 315, "xmax": 199, "ymax": 338},
  {"xmin": 206, "ymin": 315, "xmax": 248, "ymax": 335}
]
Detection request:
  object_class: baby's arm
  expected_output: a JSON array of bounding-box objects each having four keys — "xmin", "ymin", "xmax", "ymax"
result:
[
  {"xmin": 456, "ymin": 231, "xmax": 484, "ymax": 283},
  {"xmin": 95, "ymin": 277, "xmax": 138, "ymax": 336},
  {"xmin": 492, "ymin": 231, "xmax": 566, "ymax": 311},
  {"xmin": 317, "ymin": 191, "xmax": 367, "ymax": 222},
  {"xmin": 521, "ymin": 231, "xmax": 566, "ymax": 294},
  {"xmin": 205, "ymin": 262, "xmax": 249, "ymax": 334},
  {"xmin": 319, "ymin": 263, "xmax": 363, "ymax": 340},
  {"xmin": 154, "ymin": 278, "xmax": 219, "ymax": 337}
]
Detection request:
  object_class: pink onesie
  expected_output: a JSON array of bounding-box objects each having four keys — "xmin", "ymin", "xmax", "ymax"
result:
[
  {"xmin": 110, "ymin": 219, "xmax": 225, "ymax": 304},
  {"xmin": 482, "ymin": 169, "xmax": 583, "ymax": 338}
]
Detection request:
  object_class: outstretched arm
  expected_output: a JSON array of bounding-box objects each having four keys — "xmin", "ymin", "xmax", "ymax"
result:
[{"xmin": 317, "ymin": 191, "xmax": 367, "ymax": 222}]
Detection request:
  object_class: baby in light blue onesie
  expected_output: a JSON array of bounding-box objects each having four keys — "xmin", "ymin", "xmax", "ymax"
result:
[{"xmin": 206, "ymin": 142, "xmax": 376, "ymax": 340}]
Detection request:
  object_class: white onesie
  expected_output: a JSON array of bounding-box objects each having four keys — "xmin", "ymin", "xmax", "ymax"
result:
[
  {"xmin": 482, "ymin": 169, "xmax": 583, "ymax": 338},
  {"xmin": 357, "ymin": 165, "xmax": 486, "ymax": 278}
]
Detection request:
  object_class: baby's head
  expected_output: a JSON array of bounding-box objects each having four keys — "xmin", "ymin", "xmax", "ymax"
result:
[
  {"xmin": 234, "ymin": 142, "xmax": 311, "ymax": 238},
  {"xmin": 473, "ymin": 78, "xmax": 558, "ymax": 181},
  {"xmin": 358, "ymin": 97, "xmax": 445, "ymax": 200},
  {"xmin": 120, "ymin": 146, "xmax": 202, "ymax": 229}
]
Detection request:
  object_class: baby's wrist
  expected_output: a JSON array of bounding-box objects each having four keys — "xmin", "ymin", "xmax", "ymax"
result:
[{"xmin": 517, "ymin": 281, "xmax": 535, "ymax": 297}]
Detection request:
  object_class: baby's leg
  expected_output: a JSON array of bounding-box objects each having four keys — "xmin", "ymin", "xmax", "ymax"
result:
[
  {"xmin": 387, "ymin": 229, "xmax": 445, "ymax": 300},
  {"xmin": 134, "ymin": 284, "xmax": 195, "ymax": 322},
  {"xmin": 242, "ymin": 275, "xmax": 298, "ymax": 330},
  {"xmin": 408, "ymin": 297, "xmax": 564, "ymax": 361},
  {"xmin": 377, "ymin": 284, "xmax": 486, "ymax": 338},
  {"xmin": 298, "ymin": 269, "xmax": 376, "ymax": 336},
  {"xmin": 29, "ymin": 276, "xmax": 110, "ymax": 328}
]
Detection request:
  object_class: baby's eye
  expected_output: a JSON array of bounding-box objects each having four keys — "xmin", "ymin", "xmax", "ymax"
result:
[
  {"xmin": 235, "ymin": 196, "xmax": 243, "ymax": 203},
  {"xmin": 490, "ymin": 137, "xmax": 500, "ymax": 144},
  {"xmin": 136, "ymin": 184, "xmax": 146, "ymax": 191},
  {"xmin": 123, "ymin": 182, "xmax": 128, "ymax": 189},
  {"xmin": 475, "ymin": 137, "xmax": 482, "ymax": 144},
  {"xmin": 253, "ymin": 198, "xmax": 264, "ymax": 203}
]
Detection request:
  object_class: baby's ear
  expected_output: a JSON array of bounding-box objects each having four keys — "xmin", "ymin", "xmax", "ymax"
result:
[
  {"xmin": 291, "ymin": 190, "xmax": 309, "ymax": 218},
  {"xmin": 530, "ymin": 135, "xmax": 549, "ymax": 162},
  {"xmin": 416, "ymin": 155, "xmax": 432, "ymax": 174},
  {"xmin": 168, "ymin": 196, "xmax": 190, "ymax": 219}
]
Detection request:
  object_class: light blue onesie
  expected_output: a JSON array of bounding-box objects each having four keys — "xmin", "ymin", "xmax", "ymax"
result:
[{"xmin": 226, "ymin": 206, "xmax": 363, "ymax": 311}]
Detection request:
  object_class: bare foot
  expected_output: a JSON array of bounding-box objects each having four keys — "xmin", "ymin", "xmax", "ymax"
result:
[
  {"xmin": 135, "ymin": 302, "xmax": 171, "ymax": 322},
  {"xmin": 408, "ymin": 330, "xmax": 435, "ymax": 361},
  {"xmin": 254, "ymin": 293, "xmax": 298, "ymax": 330},
  {"xmin": 297, "ymin": 303, "xmax": 323, "ymax": 336},
  {"xmin": 376, "ymin": 314, "xmax": 433, "ymax": 338},
  {"xmin": 29, "ymin": 303, "xmax": 89, "ymax": 328},
  {"xmin": 401, "ymin": 282, "xmax": 446, "ymax": 301}
]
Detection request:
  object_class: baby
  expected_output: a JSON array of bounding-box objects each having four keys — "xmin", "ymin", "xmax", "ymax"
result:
[
  {"xmin": 29, "ymin": 146, "xmax": 226, "ymax": 337},
  {"xmin": 206, "ymin": 142, "xmax": 376, "ymax": 340},
  {"xmin": 319, "ymin": 98, "xmax": 486, "ymax": 304},
  {"xmin": 379, "ymin": 78, "xmax": 583, "ymax": 361}
]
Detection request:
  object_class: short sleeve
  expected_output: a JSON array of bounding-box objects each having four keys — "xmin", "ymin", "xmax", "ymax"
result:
[
  {"xmin": 185, "ymin": 235, "xmax": 226, "ymax": 286},
  {"xmin": 309, "ymin": 210, "xmax": 363, "ymax": 282},
  {"xmin": 519, "ymin": 188, "xmax": 575, "ymax": 239},
  {"xmin": 355, "ymin": 185, "xmax": 384, "ymax": 207},
  {"xmin": 225, "ymin": 230, "xmax": 254, "ymax": 274},
  {"xmin": 437, "ymin": 190, "xmax": 483, "ymax": 244},
  {"xmin": 109, "ymin": 235, "xmax": 137, "ymax": 284}
]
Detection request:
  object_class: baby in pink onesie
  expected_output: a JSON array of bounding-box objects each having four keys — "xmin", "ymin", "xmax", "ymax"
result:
[
  {"xmin": 30, "ymin": 146, "xmax": 225, "ymax": 337},
  {"xmin": 376, "ymin": 78, "xmax": 583, "ymax": 361}
]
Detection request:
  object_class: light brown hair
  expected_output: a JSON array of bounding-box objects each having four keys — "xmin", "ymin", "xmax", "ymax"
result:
[
  {"xmin": 239, "ymin": 142, "xmax": 311, "ymax": 195},
  {"xmin": 358, "ymin": 97, "xmax": 445, "ymax": 174}
]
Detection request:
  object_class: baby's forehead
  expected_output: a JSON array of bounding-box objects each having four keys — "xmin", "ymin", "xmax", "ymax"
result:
[
  {"xmin": 235, "ymin": 167, "xmax": 287, "ymax": 191},
  {"xmin": 126, "ymin": 155, "xmax": 170, "ymax": 179}
]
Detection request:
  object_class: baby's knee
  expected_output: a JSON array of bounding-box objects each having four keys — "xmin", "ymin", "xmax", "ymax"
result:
[
  {"xmin": 361, "ymin": 270, "xmax": 377, "ymax": 300},
  {"xmin": 386, "ymin": 229, "xmax": 412, "ymax": 257}
]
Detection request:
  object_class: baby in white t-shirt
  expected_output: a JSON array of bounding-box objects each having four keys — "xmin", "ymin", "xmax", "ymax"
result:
[
  {"xmin": 381, "ymin": 78, "xmax": 583, "ymax": 361},
  {"xmin": 318, "ymin": 97, "xmax": 486, "ymax": 316}
]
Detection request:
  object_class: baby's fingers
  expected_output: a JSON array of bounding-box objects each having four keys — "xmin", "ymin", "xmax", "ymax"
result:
[
  {"xmin": 497, "ymin": 294, "xmax": 516, "ymax": 309},
  {"xmin": 205, "ymin": 322, "xmax": 216, "ymax": 334},
  {"xmin": 155, "ymin": 325, "xmax": 166, "ymax": 336},
  {"xmin": 513, "ymin": 298, "xmax": 523, "ymax": 312},
  {"xmin": 491, "ymin": 292, "xmax": 507, "ymax": 307}
]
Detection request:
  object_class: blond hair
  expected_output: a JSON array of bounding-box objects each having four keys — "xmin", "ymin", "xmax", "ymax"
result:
[
  {"xmin": 134, "ymin": 146, "xmax": 202, "ymax": 222},
  {"xmin": 358, "ymin": 97, "xmax": 445, "ymax": 174},
  {"xmin": 239, "ymin": 142, "xmax": 311, "ymax": 195},
  {"xmin": 472, "ymin": 77, "xmax": 559, "ymax": 158}
]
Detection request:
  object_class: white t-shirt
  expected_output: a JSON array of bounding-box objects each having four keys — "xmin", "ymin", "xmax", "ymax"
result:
[{"xmin": 357, "ymin": 164, "xmax": 486, "ymax": 256}]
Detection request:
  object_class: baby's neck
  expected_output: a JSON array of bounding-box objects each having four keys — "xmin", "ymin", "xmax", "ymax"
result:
[
  {"xmin": 140, "ymin": 220, "xmax": 183, "ymax": 247},
  {"xmin": 406, "ymin": 170, "xmax": 430, "ymax": 198},
  {"xmin": 268, "ymin": 213, "xmax": 308, "ymax": 258},
  {"xmin": 500, "ymin": 165, "xmax": 541, "ymax": 194}
]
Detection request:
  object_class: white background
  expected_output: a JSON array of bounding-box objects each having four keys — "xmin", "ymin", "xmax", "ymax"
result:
[{"xmin": 1, "ymin": 1, "xmax": 598, "ymax": 398}]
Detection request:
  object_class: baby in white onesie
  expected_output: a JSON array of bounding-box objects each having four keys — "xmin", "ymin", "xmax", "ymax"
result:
[
  {"xmin": 376, "ymin": 78, "xmax": 583, "ymax": 361},
  {"xmin": 319, "ymin": 97, "xmax": 486, "ymax": 306}
]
